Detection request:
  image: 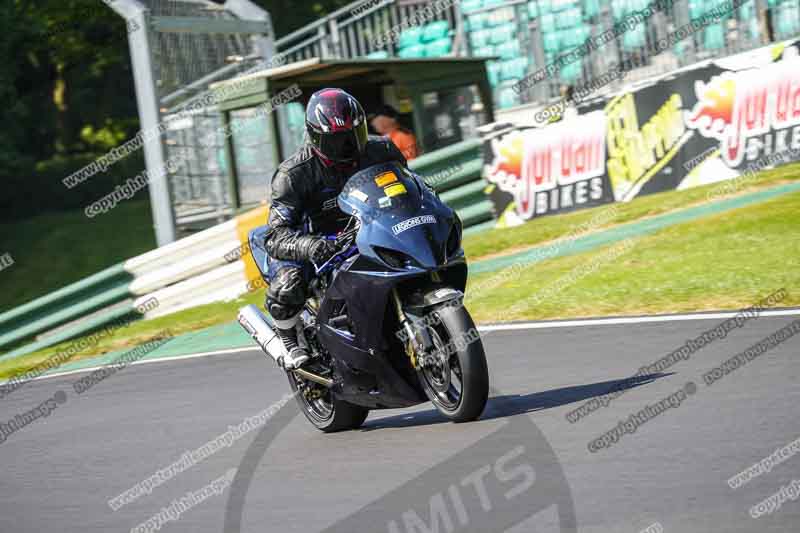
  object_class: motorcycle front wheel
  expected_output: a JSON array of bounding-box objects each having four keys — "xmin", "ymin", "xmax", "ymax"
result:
[{"xmin": 415, "ymin": 303, "xmax": 489, "ymax": 422}]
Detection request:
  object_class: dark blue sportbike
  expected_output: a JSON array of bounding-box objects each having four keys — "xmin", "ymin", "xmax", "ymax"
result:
[{"xmin": 238, "ymin": 162, "xmax": 489, "ymax": 432}]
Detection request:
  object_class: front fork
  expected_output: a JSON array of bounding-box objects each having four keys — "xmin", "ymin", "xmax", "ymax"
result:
[{"xmin": 391, "ymin": 288, "xmax": 434, "ymax": 370}]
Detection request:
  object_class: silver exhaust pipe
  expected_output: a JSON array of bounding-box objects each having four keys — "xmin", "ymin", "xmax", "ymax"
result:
[
  {"xmin": 237, "ymin": 305, "xmax": 287, "ymax": 365},
  {"xmin": 237, "ymin": 305, "xmax": 333, "ymax": 388}
]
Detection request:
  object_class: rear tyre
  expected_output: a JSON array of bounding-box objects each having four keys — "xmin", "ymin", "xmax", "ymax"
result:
[
  {"xmin": 415, "ymin": 303, "xmax": 489, "ymax": 422},
  {"xmin": 287, "ymin": 372, "xmax": 369, "ymax": 432}
]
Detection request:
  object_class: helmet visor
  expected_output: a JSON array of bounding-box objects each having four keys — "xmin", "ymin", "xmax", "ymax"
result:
[{"xmin": 313, "ymin": 121, "xmax": 368, "ymax": 162}]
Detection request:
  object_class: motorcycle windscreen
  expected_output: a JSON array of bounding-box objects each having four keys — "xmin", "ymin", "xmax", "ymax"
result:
[
  {"xmin": 339, "ymin": 162, "xmax": 423, "ymax": 216},
  {"xmin": 339, "ymin": 162, "xmax": 454, "ymax": 269}
]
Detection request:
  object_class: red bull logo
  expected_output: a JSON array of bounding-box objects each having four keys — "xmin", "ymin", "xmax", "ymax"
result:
[
  {"xmin": 487, "ymin": 112, "xmax": 607, "ymax": 218},
  {"xmin": 687, "ymin": 51, "xmax": 800, "ymax": 167}
]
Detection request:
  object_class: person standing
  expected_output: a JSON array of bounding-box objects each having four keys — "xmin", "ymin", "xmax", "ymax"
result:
[{"xmin": 369, "ymin": 105, "xmax": 419, "ymax": 161}]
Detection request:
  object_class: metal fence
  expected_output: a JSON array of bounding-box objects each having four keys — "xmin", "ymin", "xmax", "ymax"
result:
[
  {"xmin": 273, "ymin": 0, "xmax": 800, "ymax": 109},
  {"xmin": 273, "ymin": 0, "xmax": 461, "ymax": 63},
  {"xmin": 163, "ymin": 108, "xmax": 233, "ymax": 223},
  {"xmin": 148, "ymin": 0, "xmax": 274, "ymax": 226},
  {"xmin": 109, "ymin": 0, "xmax": 276, "ymax": 242}
]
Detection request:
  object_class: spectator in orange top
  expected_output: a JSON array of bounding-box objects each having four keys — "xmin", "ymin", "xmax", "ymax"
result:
[{"xmin": 369, "ymin": 105, "xmax": 419, "ymax": 161}]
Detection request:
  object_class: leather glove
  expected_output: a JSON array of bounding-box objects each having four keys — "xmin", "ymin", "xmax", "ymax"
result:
[{"xmin": 298, "ymin": 236, "xmax": 338, "ymax": 265}]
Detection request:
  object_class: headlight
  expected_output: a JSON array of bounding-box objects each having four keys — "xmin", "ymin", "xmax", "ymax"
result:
[{"xmin": 375, "ymin": 246, "xmax": 410, "ymax": 269}]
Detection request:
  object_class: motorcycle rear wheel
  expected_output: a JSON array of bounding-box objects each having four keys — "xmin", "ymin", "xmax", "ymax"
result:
[
  {"xmin": 287, "ymin": 372, "xmax": 369, "ymax": 433},
  {"xmin": 415, "ymin": 303, "xmax": 489, "ymax": 422}
]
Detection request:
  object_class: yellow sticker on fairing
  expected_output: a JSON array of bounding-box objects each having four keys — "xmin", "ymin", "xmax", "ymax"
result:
[
  {"xmin": 384, "ymin": 183, "xmax": 407, "ymax": 197},
  {"xmin": 375, "ymin": 171, "xmax": 398, "ymax": 187}
]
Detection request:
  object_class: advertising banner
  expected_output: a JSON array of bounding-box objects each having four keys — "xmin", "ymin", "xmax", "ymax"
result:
[{"xmin": 484, "ymin": 40, "xmax": 800, "ymax": 227}]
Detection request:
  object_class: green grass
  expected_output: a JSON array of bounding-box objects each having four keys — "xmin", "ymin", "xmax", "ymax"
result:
[
  {"xmin": 464, "ymin": 190, "xmax": 800, "ymax": 323},
  {"xmin": 0, "ymin": 200, "xmax": 155, "ymax": 312},
  {"xmin": 464, "ymin": 161, "xmax": 800, "ymax": 261}
]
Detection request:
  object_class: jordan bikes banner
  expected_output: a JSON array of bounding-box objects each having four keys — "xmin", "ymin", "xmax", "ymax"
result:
[{"xmin": 484, "ymin": 39, "xmax": 800, "ymax": 226}]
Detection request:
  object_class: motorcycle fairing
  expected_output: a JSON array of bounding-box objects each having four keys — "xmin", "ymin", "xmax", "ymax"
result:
[{"xmin": 339, "ymin": 162, "xmax": 456, "ymax": 270}]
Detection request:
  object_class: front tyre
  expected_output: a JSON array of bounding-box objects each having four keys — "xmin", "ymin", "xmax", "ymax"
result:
[
  {"xmin": 287, "ymin": 372, "xmax": 369, "ymax": 432},
  {"xmin": 415, "ymin": 303, "xmax": 489, "ymax": 422}
]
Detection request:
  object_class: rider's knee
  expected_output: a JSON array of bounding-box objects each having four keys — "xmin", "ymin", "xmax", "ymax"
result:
[{"xmin": 265, "ymin": 266, "xmax": 306, "ymax": 320}]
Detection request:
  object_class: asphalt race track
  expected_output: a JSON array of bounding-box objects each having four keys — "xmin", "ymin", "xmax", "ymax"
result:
[{"xmin": 1, "ymin": 313, "xmax": 798, "ymax": 533}]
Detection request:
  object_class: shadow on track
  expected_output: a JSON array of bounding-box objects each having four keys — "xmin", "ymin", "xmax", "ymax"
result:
[{"xmin": 361, "ymin": 372, "xmax": 670, "ymax": 430}]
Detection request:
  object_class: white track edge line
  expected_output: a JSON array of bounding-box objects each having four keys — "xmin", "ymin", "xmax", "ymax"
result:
[
  {"xmin": 2, "ymin": 347, "xmax": 258, "ymax": 386},
  {"xmin": 478, "ymin": 309, "xmax": 800, "ymax": 331},
  {"xmin": 7, "ymin": 308, "xmax": 800, "ymax": 386}
]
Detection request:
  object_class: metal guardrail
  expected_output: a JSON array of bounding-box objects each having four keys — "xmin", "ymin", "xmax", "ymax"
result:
[
  {"xmin": 409, "ymin": 138, "xmax": 493, "ymax": 228},
  {"xmin": 0, "ymin": 305, "xmax": 138, "ymax": 362},
  {"xmin": 0, "ymin": 204, "xmax": 272, "ymax": 363},
  {"xmin": 0, "ymin": 265, "xmax": 134, "ymax": 353}
]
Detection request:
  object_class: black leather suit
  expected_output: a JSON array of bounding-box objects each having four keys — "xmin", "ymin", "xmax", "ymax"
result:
[{"xmin": 263, "ymin": 137, "xmax": 407, "ymax": 326}]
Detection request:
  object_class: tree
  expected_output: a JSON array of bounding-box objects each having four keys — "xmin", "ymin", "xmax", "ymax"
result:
[
  {"xmin": 0, "ymin": 0, "xmax": 354, "ymax": 221},
  {"xmin": 254, "ymin": 0, "xmax": 355, "ymax": 38}
]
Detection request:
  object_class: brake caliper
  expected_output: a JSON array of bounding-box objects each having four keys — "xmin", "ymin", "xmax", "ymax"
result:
[
  {"xmin": 303, "ymin": 386, "xmax": 326, "ymax": 401},
  {"xmin": 406, "ymin": 340, "xmax": 418, "ymax": 369}
]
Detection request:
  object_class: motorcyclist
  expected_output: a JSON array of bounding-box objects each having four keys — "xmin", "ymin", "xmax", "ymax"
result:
[{"xmin": 263, "ymin": 88, "xmax": 408, "ymax": 369}]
